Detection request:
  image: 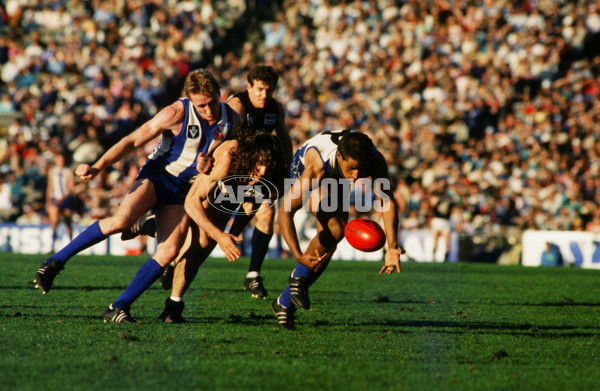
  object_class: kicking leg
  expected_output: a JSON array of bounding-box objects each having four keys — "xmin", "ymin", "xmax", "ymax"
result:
[{"xmin": 35, "ymin": 180, "xmax": 157, "ymax": 294}]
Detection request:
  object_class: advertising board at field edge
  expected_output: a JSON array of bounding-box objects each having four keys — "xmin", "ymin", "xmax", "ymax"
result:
[
  {"xmin": 0, "ymin": 223, "xmax": 459, "ymax": 263},
  {"xmin": 522, "ymin": 230, "xmax": 600, "ymax": 269}
]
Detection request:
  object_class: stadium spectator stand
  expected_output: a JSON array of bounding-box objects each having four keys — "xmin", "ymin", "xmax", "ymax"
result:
[{"xmin": 1, "ymin": 0, "xmax": 600, "ymax": 262}]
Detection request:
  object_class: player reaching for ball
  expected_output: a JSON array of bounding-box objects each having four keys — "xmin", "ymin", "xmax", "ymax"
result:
[{"xmin": 272, "ymin": 129, "xmax": 404, "ymax": 330}]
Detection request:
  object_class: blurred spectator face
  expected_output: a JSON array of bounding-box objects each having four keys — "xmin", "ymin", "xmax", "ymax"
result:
[
  {"xmin": 55, "ymin": 153, "xmax": 65, "ymax": 167},
  {"xmin": 189, "ymin": 91, "xmax": 221, "ymax": 125},
  {"xmin": 247, "ymin": 80, "xmax": 274, "ymax": 109}
]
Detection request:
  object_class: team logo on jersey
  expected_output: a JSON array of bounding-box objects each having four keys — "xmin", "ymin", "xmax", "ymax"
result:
[
  {"xmin": 207, "ymin": 176, "xmax": 279, "ymax": 215},
  {"xmin": 264, "ymin": 114, "xmax": 277, "ymax": 125},
  {"xmin": 187, "ymin": 124, "xmax": 200, "ymax": 139},
  {"xmin": 215, "ymin": 127, "xmax": 225, "ymax": 139}
]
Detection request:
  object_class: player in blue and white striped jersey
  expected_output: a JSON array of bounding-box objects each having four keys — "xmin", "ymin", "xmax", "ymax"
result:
[
  {"xmin": 272, "ymin": 130, "xmax": 404, "ymax": 329},
  {"xmin": 46, "ymin": 150, "xmax": 75, "ymax": 252},
  {"xmin": 34, "ymin": 69, "xmax": 243, "ymax": 302}
]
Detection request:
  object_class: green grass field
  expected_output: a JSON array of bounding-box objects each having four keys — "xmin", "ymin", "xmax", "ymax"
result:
[{"xmin": 1, "ymin": 253, "xmax": 599, "ymax": 391}]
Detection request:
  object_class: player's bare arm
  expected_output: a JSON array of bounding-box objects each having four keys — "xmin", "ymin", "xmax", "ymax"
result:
[
  {"xmin": 369, "ymin": 151, "xmax": 402, "ymax": 274},
  {"xmin": 275, "ymin": 102, "xmax": 293, "ymax": 169},
  {"xmin": 279, "ymin": 148, "xmax": 326, "ymax": 267},
  {"xmin": 226, "ymin": 96, "xmax": 245, "ymax": 118},
  {"xmin": 76, "ymin": 101, "xmax": 185, "ymax": 181},
  {"xmin": 184, "ymin": 140, "xmax": 242, "ymax": 261},
  {"xmin": 223, "ymin": 98, "xmax": 244, "ymax": 141},
  {"xmin": 66, "ymin": 169, "xmax": 75, "ymax": 194},
  {"xmin": 229, "ymin": 107, "xmax": 243, "ymax": 137}
]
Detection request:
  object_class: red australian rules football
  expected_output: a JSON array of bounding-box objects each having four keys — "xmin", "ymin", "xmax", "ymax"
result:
[{"xmin": 344, "ymin": 218, "xmax": 386, "ymax": 252}]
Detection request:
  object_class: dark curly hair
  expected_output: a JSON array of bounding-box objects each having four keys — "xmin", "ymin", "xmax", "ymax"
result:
[{"xmin": 228, "ymin": 129, "xmax": 286, "ymax": 193}]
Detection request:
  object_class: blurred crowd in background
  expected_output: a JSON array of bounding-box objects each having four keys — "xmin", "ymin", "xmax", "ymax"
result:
[{"xmin": 1, "ymin": 0, "xmax": 600, "ymax": 259}]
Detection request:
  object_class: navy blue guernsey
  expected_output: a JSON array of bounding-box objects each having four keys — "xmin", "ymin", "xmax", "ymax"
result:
[
  {"xmin": 148, "ymin": 99, "xmax": 235, "ymax": 183},
  {"xmin": 232, "ymin": 90, "xmax": 279, "ymax": 133}
]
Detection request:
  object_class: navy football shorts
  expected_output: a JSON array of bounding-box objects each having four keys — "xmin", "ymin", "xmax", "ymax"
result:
[
  {"xmin": 136, "ymin": 159, "xmax": 193, "ymax": 208},
  {"xmin": 51, "ymin": 196, "xmax": 75, "ymax": 210}
]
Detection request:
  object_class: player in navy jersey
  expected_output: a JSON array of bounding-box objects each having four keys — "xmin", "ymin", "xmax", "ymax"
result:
[
  {"xmin": 106, "ymin": 130, "xmax": 286, "ymax": 323},
  {"xmin": 272, "ymin": 130, "xmax": 404, "ymax": 330},
  {"xmin": 34, "ymin": 69, "xmax": 243, "ymax": 306},
  {"xmin": 224, "ymin": 65, "xmax": 293, "ymax": 298}
]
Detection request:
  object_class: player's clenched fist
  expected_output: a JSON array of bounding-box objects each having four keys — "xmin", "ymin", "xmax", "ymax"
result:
[
  {"xmin": 196, "ymin": 152, "xmax": 215, "ymax": 174},
  {"xmin": 75, "ymin": 164, "xmax": 100, "ymax": 181}
]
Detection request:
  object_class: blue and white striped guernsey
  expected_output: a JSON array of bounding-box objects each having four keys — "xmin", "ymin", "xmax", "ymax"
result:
[
  {"xmin": 291, "ymin": 129, "xmax": 352, "ymax": 179},
  {"xmin": 148, "ymin": 98, "xmax": 234, "ymax": 183},
  {"xmin": 50, "ymin": 166, "xmax": 71, "ymax": 201}
]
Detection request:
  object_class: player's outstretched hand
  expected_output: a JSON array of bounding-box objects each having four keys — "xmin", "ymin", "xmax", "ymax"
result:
[
  {"xmin": 75, "ymin": 164, "xmax": 100, "ymax": 181},
  {"xmin": 215, "ymin": 233, "xmax": 243, "ymax": 262},
  {"xmin": 296, "ymin": 250, "xmax": 327, "ymax": 270},
  {"xmin": 379, "ymin": 248, "xmax": 403, "ymax": 274},
  {"xmin": 196, "ymin": 152, "xmax": 215, "ymax": 175}
]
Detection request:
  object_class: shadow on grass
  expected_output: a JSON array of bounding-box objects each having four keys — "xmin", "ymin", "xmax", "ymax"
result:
[
  {"xmin": 1, "ymin": 284, "xmax": 134, "ymax": 291},
  {"xmin": 341, "ymin": 319, "xmax": 600, "ymax": 337},
  {"xmin": 504, "ymin": 301, "xmax": 600, "ymax": 307},
  {"xmin": 2, "ymin": 284, "xmax": 223, "ymax": 293},
  {"xmin": 6, "ymin": 283, "xmax": 259, "ymax": 295},
  {"xmin": 22, "ymin": 314, "xmax": 277, "ymax": 328},
  {"xmin": 3, "ymin": 306, "xmax": 598, "ymax": 338}
]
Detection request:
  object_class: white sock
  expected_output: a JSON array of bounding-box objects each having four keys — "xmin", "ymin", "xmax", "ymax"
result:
[
  {"xmin": 246, "ymin": 271, "xmax": 260, "ymax": 279},
  {"xmin": 170, "ymin": 296, "xmax": 181, "ymax": 302}
]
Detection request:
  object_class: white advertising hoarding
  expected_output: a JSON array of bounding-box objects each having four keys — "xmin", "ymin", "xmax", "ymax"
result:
[
  {"xmin": 522, "ymin": 230, "xmax": 600, "ymax": 269},
  {"xmin": 0, "ymin": 223, "xmax": 459, "ymax": 263}
]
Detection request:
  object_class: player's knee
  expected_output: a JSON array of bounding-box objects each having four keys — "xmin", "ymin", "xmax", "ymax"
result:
[
  {"xmin": 101, "ymin": 215, "xmax": 134, "ymax": 234},
  {"xmin": 318, "ymin": 229, "xmax": 343, "ymax": 250},
  {"xmin": 155, "ymin": 243, "xmax": 180, "ymax": 264},
  {"xmin": 255, "ymin": 207, "xmax": 274, "ymax": 232},
  {"xmin": 255, "ymin": 218, "xmax": 274, "ymax": 234},
  {"xmin": 329, "ymin": 219, "xmax": 346, "ymax": 242}
]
